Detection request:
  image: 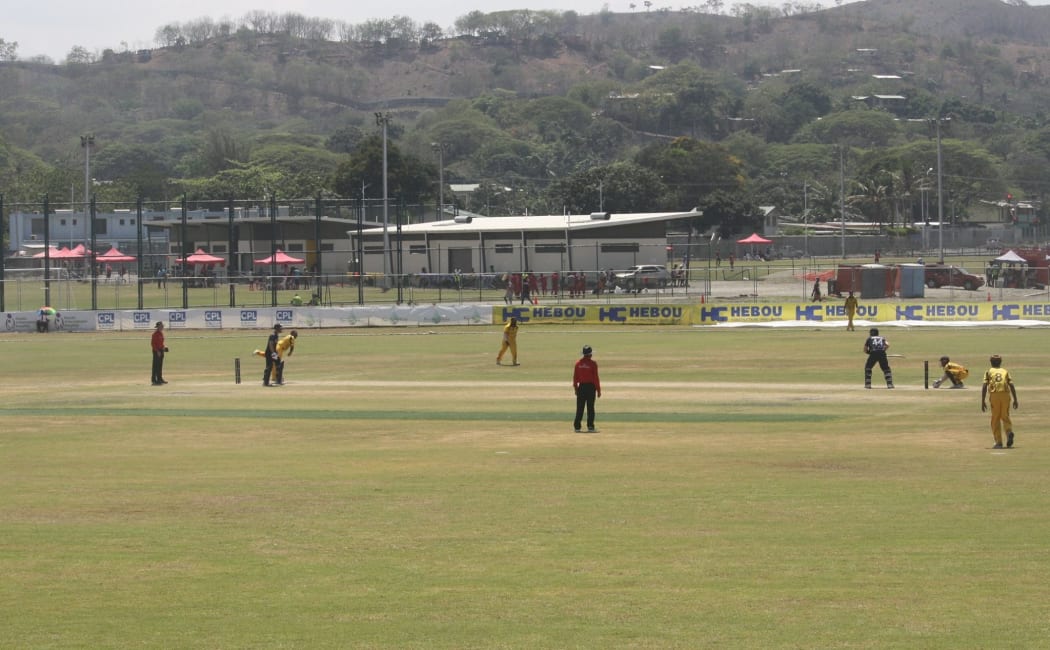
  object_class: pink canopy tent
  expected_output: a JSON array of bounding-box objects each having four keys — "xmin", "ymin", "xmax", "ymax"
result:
[
  {"xmin": 254, "ymin": 250, "xmax": 305, "ymax": 265},
  {"xmin": 70, "ymin": 244, "xmax": 92, "ymax": 256},
  {"xmin": 736, "ymin": 233, "xmax": 773, "ymax": 245},
  {"xmin": 177, "ymin": 248, "xmax": 225, "ymax": 265},
  {"xmin": 96, "ymin": 246, "xmax": 137, "ymax": 263},
  {"xmin": 34, "ymin": 246, "xmax": 85, "ymax": 259},
  {"xmin": 32, "ymin": 247, "xmax": 62, "ymax": 259}
]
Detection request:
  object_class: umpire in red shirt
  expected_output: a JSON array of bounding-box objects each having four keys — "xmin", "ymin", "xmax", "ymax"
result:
[{"xmin": 573, "ymin": 345, "xmax": 602, "ymax": 433}]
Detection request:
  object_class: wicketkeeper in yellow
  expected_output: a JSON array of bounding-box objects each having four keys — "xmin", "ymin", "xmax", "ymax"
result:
[
  {"xmin": 933, "ymin": 356, "xmax": 968, "ymax": 388},
  {"xmin": 254, "ymin": 329, "xmax": 298, "ymax": 385},
  {"xmin": 496, "ymin": 317, "xmax": 519, "ymax": 366},
  {"xmin": 981, "ymin": 354, "xmax": 1018, "ymax": 449}
]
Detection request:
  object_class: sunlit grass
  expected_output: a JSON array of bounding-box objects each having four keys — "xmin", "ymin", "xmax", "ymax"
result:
[{"xmin": 0, "ymin": 326, "xmax": 1046, "ymax": 648}]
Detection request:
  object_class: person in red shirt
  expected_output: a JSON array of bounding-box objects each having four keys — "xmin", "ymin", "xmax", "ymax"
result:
[
  {"xmin": 150, "ymin": 321, "xmax": 168, "ymax": 385},
  {"xmin": 573, "ymin": 345, "xmax": 601, "ymax": 432}
]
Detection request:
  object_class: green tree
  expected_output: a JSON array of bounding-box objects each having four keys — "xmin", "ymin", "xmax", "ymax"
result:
[
  {"xmin": 330, "ymin": 134, "xmax": 436, "ymax": 202},
  {"xmin": 635, "ymin": 137, "xmax": 745, "ymax": 210},
  {"xmin": 546, "ymin": 161, "xmax": 665, "ymax": 214},
  {"xmin": 696, "ymin": 190, "xmax": 762, "ymax": 238},
  {"xmin": 792, "ymin": 109, "xmax": 900, "ymax": 147},
  {"xmin": 0, "ymin": 38, "xmax": 17, "ymax": 61},
  {"xmin": 92, "ymin": 142, "xmax": 173, "ymax": 200}
]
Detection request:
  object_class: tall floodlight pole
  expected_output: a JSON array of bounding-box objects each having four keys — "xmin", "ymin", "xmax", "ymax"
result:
[
  {"xmin": 375, "ymin": 112, "xmax": 391, "ymax": 289},
  {"xmin": 935, "ymin": 117, "xmax": 945, "ymax": 263},
  {"xmin": 803, "ymin": 180, "xmax": 809, "ymax": 257},
  {"xmin": 431, "ymin": 142, "xmax": 445, "ymax": 220},
  {"xmin": 839, "ymin": 146, "xmax": 846, "ymax": 259},
  {"xmin": 80, "ymin": 134, "xmax": 94, "ymax": 245}
]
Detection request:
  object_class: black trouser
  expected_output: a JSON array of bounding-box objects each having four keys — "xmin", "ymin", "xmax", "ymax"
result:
[
  {"xmin": 263, "ymin": 355, "xmax": 276, "ymax": 385},
  {"xmin": 574, "ymin": 383, "xmax": 597, "ymax": 430},
  {"xmin": 151, "ymin": 350, "xmax": 165, "ymax": 383},
  {"xmin": 865, "ymin": 352, "xmax": 892, "ymax": 386}
]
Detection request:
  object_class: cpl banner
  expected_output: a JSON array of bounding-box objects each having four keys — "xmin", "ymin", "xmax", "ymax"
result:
[
  {"xmin": 2, "ymin": 304, "xmax": 493, "ymax": 333},
  {"xmin": 7, "ymin": 301, "xmax": 1050, "ymax": 332}
]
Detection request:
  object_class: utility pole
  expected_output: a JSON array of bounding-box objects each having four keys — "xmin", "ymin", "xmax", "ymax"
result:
[
  {"xmin": 80, "ymin": 134, "xmax": 94, "ymax": 245},
  {"xmin": 375, "ymin": 112, "xmax": 391, "ymax": 289},
  {"xmin": 839, "ymin": 145, "xmax": 846, "ymax": 259},
  {"xmin": 935, "ymin": 116, "xmax": 945, "ymax": 263},
  {"xmin": 431, "ymin": 142, "xmax": 446, "ymax": 220}
]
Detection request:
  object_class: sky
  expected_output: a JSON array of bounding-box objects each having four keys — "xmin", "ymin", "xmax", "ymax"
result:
[{"xmin": 9, "ymin": 0, "xmax": 1050, "ymax": 63}]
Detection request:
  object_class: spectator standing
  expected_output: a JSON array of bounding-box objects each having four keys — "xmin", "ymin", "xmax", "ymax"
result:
[
  {"xmin": 573, "ymin": 345, "xmax": 602, "ymax": 433},
  {"xmin": 503, "ymin": 275, "xmax": 514, "ymax": 304},
  {"xmin": 520, "ymin": 272, "xmax": 532, "ymax": 305}
]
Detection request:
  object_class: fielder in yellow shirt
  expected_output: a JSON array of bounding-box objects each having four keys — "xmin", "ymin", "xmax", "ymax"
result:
[
  {"xmin": 496, "ymin": 317, "xmax": 519, "ymax": 366},
  {"xmin": 844, "ymin": 291, "xmax": 858, "ymax": 331},
  {"xmin": 981, "ymin": 354, "xmax": 1018, "ymax": 449}
]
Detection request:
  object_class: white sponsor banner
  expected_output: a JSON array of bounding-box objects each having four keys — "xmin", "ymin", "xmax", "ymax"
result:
[{"xmin": 2, "ymin": 305, "xmax": 493, "ymax": 332}]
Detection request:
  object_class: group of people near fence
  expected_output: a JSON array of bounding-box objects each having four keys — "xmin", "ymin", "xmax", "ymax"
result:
[{"xmin": 500, "ymin": 270, "xmax": 633, "ymax": 303}]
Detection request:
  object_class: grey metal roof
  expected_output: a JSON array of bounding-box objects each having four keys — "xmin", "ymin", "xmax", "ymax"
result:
[{"xmin": 361, "ymin": 210, "xmax": 700, "ymax": 235}]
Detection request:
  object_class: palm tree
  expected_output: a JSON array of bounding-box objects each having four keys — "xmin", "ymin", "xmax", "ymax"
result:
[{"xmin": 848, "ymin": 174, "xmax": 891, "ymax": 230}]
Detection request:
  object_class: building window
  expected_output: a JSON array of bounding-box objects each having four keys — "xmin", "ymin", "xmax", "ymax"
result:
[
  {"xmin": 601, "ymin": 243, "xmax": 639, "ymax": 253},
  {"xmin": 93, "ymin": 218, "xmax": 107, "ymax": 234},
  {"xmin": 535, "ymin": 243, "xmax": 566, "ymax": 253},
  {"xmin": 321, "ymin": 243, "xmax": 335, "ymax": 252},
  {"xmin": 119, "ymin": 219, "xmax": 126, "ymax": 226},
  {"xmin": 364, "ymin": 246, "xmax": 385, "ymax": 254},
  {"xmin": 494, "ymin": 244, "xmax": 513, "ymax": 254},
  {"xmin": 409, "ymin": 245, "xmax": 427, "ymax": 254}
]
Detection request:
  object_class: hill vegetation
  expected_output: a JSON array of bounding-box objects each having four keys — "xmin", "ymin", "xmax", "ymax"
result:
[{"xmin": 3, "ymin": 0, "xmax": 1050, "ymax": 235}]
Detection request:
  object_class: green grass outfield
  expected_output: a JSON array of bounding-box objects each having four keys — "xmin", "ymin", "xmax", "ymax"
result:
[{"xmin": 1, "ymin": 325, "xmax": 1046, "ymax": 649}]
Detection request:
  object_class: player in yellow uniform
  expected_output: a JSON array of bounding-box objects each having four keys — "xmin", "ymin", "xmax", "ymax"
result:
[
  {"xmin": 254, "ymin": 329, "xmax": 298, "ymax": 385},
  {"xmin": 496, "ymin": 317, "xmax": 519, "ymax": 366},
  {"xmin": 844, "ymin": 291, "xmax": 858, "ymax": 331},
  {"xmin": 981, "ymin": 354, "xmax": 1018, "ymax": 449},
  {"xmin": 933, "ymin": 356, "xmax": 968, "ymax": 388}
]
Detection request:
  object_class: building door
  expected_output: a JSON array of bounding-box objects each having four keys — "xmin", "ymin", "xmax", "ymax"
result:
[{"xmin": 448, "ymin": 248, "xmax": 473, "ymax": 273}]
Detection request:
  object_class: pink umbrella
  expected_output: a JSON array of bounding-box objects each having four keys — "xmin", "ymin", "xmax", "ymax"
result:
[
  {"xmin": 254, "ymin": 250, "xmax": 305, "ymax": 265},
  {"xmin": 32, "ymin": 247, "xmax": 62, "ymax": 259}
]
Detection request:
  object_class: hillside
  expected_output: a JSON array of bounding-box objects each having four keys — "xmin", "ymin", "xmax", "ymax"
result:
[{"xmin": 3, "ymin": 0, "xmax": 1050, "ymax": 224}]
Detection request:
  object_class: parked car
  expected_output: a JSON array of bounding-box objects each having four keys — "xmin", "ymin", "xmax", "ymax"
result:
[
  {"xmin": 614, "ymin": 264, "xmax": 671, "ymax": 289},
  {"xmin": 924, "ymin": 264, "xmax": 985, "ymax": 290}
]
